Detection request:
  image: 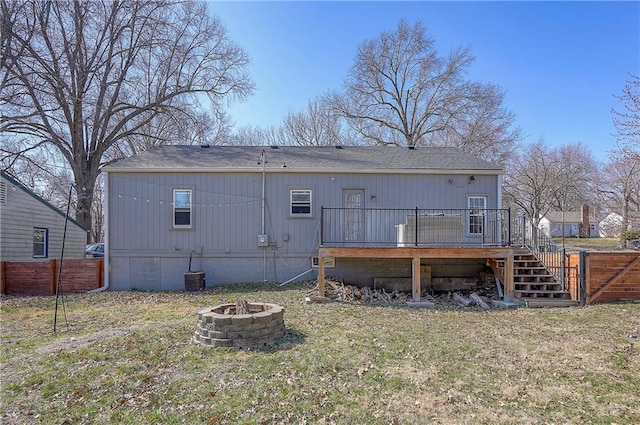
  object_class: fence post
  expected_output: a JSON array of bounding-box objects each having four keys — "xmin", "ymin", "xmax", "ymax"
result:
[
  {"xmin": 415, "ymin": 207, "xmax": 418, "ymax": 247},
  {"xmin": 560, "ymin": 248, "xmax": 566, "ymax": 291},
  {"xmin": 97, "ymin": 259, "xmax": 104, "ymax": 289},
  {"xmin": 0, "ymin": 262, "xmax": 6, "ymax": 294},
  {"xmin": 50, "ymin": 259, "xmax": 57, "ymax": 295},
  {"xmin": 579, "ymin": 250, "xmax": 587, "ymax": 305}
]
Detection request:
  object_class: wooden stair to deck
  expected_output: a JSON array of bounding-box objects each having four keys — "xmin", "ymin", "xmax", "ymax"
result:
[{"xmin": 489, "ymin": 250, "xmax": 575, "ymax": 307}]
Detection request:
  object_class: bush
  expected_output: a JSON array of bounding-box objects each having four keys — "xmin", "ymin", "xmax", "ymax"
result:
[{"xmin": 621, "ymin": 229, "xmax": 640, "ymax": 241}]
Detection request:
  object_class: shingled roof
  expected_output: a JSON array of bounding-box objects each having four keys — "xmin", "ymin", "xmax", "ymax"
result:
[{"xmin": 105, "ymin": 145, "xmax": 503, "ymax": 174}]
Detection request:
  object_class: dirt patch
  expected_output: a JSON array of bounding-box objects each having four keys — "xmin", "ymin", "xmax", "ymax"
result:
[{"xmin": 0, "ymin": 323, "xmax": 162, "ymax": 384}]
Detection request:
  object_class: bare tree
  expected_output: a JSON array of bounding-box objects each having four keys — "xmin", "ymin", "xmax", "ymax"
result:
[
  {"xmin": 597, "ymin": 154, "xmax": 640, "ymax": 237},
  {"xmin": 549, "ymin": 142, "xmax": 598, "ymax": 213},
  {"xmin": 279, "ymin": 95, "xmax": 350, "ymax": 146},
  {"xmin": 503, "ymin": 140, "xmax": 557, "ymax": 225},
  {"xmin": 504, "ymin": 140, "xmax": 597, "ymax": 228},
  {"xmin": 612, "ymin": 73, "xmax": 640, "ymax": 161},
  {"xmin": 332, "ymin": 19, "xmax": 519, "ymax": 162},
  {"xmin": 424, "ymin": 82, "xmax": 522, "ymax": 165},
  {"xmin": 103, "ymin": 107, "xmax": 232, "ymax": 163},
  {"xmin": 333, "ymin": 20, "xmax": 472, "ymax": 147},
  {"xmin": 229, "ymin": 124, "xmax": 280, "ymax": 146},
  {"xmin": 0, "ymin": 0, "xmax": 253, "ymax": 238}
]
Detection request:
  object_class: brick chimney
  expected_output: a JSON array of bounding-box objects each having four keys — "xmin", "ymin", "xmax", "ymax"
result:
[{"xmin": 580, "ymin": 204, "xmax": 590, "ymax": 237}]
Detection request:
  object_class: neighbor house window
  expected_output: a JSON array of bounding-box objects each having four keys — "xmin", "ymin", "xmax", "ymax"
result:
[
  {"xmin": 290, "ymin": 189, "xmax": 312, "ymax": 216},
  {"xmin": 33, "ymin": 227, "xmax": 48, "ymax": 258},
  {"xmin": 0, "ymin": 181, "xmax": 6, "ymax": 203},
  {"xmin": 468, "ymin": 196, "xmax": 487, "ymax": 235},
  {"xmin": 173, "ymin": 189, "xmax": 192, "ymax": 228}
]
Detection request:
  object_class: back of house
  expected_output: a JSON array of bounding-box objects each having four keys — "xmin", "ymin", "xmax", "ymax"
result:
[{"xmin": 103, "ymin": 145, "xmax": 503, "ymax": 290}]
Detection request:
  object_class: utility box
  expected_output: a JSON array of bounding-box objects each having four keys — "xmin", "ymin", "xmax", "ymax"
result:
[
  {"xmin": 257, "ymin": 233, "xmax": 269, "ymax": 247},
  {"xmin": 185, "ymin": 271, "xmax": 205, "ymax": 291}
]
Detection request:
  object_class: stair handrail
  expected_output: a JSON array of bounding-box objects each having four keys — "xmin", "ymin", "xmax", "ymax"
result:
[{"xmin": 511, "ymin": 212, "xmax": 567, "ymax": 290}]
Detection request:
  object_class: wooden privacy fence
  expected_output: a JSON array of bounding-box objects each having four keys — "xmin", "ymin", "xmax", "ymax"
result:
[
  {"xmin": 582, "ymin": 252, "xmax": 640, "ymax": 305},
  {"xmin": 1, "ymin": 259, "xmax": 103, "ymax": 296}
]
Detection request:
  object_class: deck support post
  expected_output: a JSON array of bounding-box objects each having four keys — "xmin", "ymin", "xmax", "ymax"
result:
[
  {"xmin": 504, "ymin": 254, "xmax": 514, "ymax": 299},
  {"xmin": 412, "ymin": 255, "xmax": 421, "ymax": 301},
  {"xmin": 318, "ymin": 254, "xmax": 326, "ymax": 297}
]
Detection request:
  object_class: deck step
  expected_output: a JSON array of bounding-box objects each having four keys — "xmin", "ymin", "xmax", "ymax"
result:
[
  {"xmin": 489, "ymin": 251, "xmax": 570, "ymax": 300},
  {"xmin": 521, "ymin": 298, "xmax": 580, "ymax": 308},
  {"xmin": 514, "ymin": 289, "xmax": 568, "ymax": 295}
]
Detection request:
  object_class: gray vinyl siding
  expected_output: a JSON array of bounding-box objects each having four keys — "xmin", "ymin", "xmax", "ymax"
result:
[
  {"xmin": 0, "ymin": 176, "xmax": 86, "ymax": 261},
  {"xmin": 107, "ymin": 170, "xmax": 499, "ymax": 290}
]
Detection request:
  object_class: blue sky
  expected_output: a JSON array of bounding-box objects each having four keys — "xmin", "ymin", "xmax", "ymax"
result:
[{"xmin": 210, "ymin": 1, "xmax": 639, "ymax": 163}]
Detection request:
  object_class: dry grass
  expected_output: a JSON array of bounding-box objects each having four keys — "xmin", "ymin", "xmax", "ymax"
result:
[
  {"xmin": 2, "ymin": 284, "xmax": 640, "ymax": 424},
  {"xmin": 555, "ymin": 237, "xmax": 624, "ymax": 252}
]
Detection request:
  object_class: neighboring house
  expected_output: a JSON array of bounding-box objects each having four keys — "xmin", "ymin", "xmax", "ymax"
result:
[
  {"xmin": 0, "ymin": 171, "xmax": 87, "ymax": 261},
  {"xmin": 599, "ymin": 212, "xmax": 623, "ymax": 237},
  {"xmin": 539, "ymin": 205, "xmax": 599, "ymax": 238},
  {"xmin": 599, "ymin": 212, "xmax": 640, "ymax": 237},
  {"xmin": 104, "ymin": 145, "xmax": 505, "ymax": 291}
]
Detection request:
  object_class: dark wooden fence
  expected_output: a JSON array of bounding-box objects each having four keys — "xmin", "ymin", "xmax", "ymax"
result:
[
  {"xmin": 582, "ymin": 252, "xmax": 640, "ymax": 305},
  {"xmin": 1, "ymin": 259, "xmax": 103, "ymax": 296}
]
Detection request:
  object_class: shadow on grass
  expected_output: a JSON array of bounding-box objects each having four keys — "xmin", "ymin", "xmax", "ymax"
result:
[
  {"xmin": 193, "ymin": 281, "xmax": 311, "ymax": 295},
  {"xmin": 257, "ymin": 327, "xmax": 306, "ymax": 353}
]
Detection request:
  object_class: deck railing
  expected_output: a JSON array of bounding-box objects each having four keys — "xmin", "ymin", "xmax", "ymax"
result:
[
  {"xmin": 320, "ymin": 207, "xmax": 512, "ymax": 247},
  {"xmin": 509, "ymin": 212, "xmax": 567, "ymax": 289}
]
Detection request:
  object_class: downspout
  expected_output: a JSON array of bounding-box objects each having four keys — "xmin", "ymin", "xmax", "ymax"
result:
[
  {"xmin": 261, "ymin": 149, "xmax": 266, "ymax": 236},
  {"xmin": 261, "ymin": 149, "xmax": 267, "ymax": 282},
  {"xmin": 89, "ymin": 171, "xmax": 109, "ymax": 293}
]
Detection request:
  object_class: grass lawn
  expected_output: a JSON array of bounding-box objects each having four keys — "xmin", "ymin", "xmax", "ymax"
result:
[
  {"xmin": 553, "ymin": 237, "xmax": 624, "ymax": 252},
  {"xmin": 2, "ymin": 284, "xmax": 639, "ymax": 424}
]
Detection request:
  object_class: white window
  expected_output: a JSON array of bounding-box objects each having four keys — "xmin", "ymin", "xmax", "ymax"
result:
[
  {"xmin": 33, "ymin": 228, "xmax": 48, "ymax": 258},
  {"xmin": 290, "ymin": 189, "xmax": 312, "ymax": 216},
  {"xmin": 173, "ymin": 189, "xmax": 192, "ymax": 228},
  {"xmin": 468, "ymin": 196, "xmax": 487, "ymax": 235}
]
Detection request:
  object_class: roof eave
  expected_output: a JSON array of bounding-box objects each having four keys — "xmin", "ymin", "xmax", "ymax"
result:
[{"xmin": 104, "ymin": 167, "xmax": 503, "ymax": 175}]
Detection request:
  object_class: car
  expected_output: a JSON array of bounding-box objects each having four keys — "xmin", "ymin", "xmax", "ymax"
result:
[
  {"xmin": 85, "ymin": 243, "xmax": 104, "ymax": 258},
  {"xmin": 630, "ymin": 240, "xmax": 640, "ymax": 251}
]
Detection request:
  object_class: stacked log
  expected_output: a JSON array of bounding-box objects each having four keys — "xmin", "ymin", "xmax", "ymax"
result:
[
  {"xmin": 308, "ymin": 279, "xmax": 501, "ymax": 309},
  {"xmin": 307, "ymin": 279, "xmax": 408, "ymax": 304}
]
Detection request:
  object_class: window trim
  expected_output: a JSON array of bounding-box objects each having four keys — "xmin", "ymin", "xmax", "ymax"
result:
[
  {"xmin": 33, "ymin": 227, "xmax": 48, "ymax": 258},
  {"xmin": 311, "ymin": 256, "xmax": 335, "ymax": 268},
  {"xmin": 290, "ymin": 189, "xmax": 312, "ymax": 217},
  {"xmin": 467, "ymin": 196, "xmax": 487, "ymax": 236},
  {"xmin": 173, "ymin": 188, "xmax": 193, "ymax": 228}
]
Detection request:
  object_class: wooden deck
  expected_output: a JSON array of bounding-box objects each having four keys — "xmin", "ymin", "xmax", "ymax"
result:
[{"xmin": 316, "ymin": 246, "xmax": 515, "ymax": 301}]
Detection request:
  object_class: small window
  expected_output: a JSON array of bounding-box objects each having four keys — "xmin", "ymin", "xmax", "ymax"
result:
[
  {"xmin": 33, "ymin": 228, "xmax": 48, "ymax": 258},
  {"xmin": 468, "ymin": 196, "xmax": 487, "ymax": 235},
  {"xmin": 311, "ymin": 257, "xmax": 335, "ymax": 268},
  {"xmin": 290, "ymin": 189, "xmax": 312, "ymax": 216},
  {"xmin": 173, "ymin": 189, "xmax": 192, "ymax": 228},
  {"xmin": 0, "ymin": 181, "xmax": 6, "ymax": 203}
]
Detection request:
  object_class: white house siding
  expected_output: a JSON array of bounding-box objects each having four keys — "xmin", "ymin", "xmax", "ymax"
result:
[
  {"xmin": 106, "ymin": 170, "xmax": 499, "ymax": 290},
  {"xmin": 0, "ymin": 174, "xmax": 86, "ymax": 261}
]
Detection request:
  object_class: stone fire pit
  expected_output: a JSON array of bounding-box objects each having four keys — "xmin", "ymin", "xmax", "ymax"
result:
[{"xmin": 194, "ymin": 302, "xmax": 285, "ymax": 349}]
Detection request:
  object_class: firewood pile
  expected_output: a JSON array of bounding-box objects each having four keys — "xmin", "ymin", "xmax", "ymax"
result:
[
  {"xmin": 308, "ymin": 280, "xmax": 503, "ymax": 309},
  {"xmin": 307, "ymin": 279, "xmax": 409, "ymax": 303},
  {"xmin": 429, "ymin": 290, "xmax": 492, "ymax": 309}
]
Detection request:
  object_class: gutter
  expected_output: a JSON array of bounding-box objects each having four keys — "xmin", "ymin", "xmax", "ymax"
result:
[{"xmin": 89, "ymin": 171, "xmax": 110, "ymax": 293}]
